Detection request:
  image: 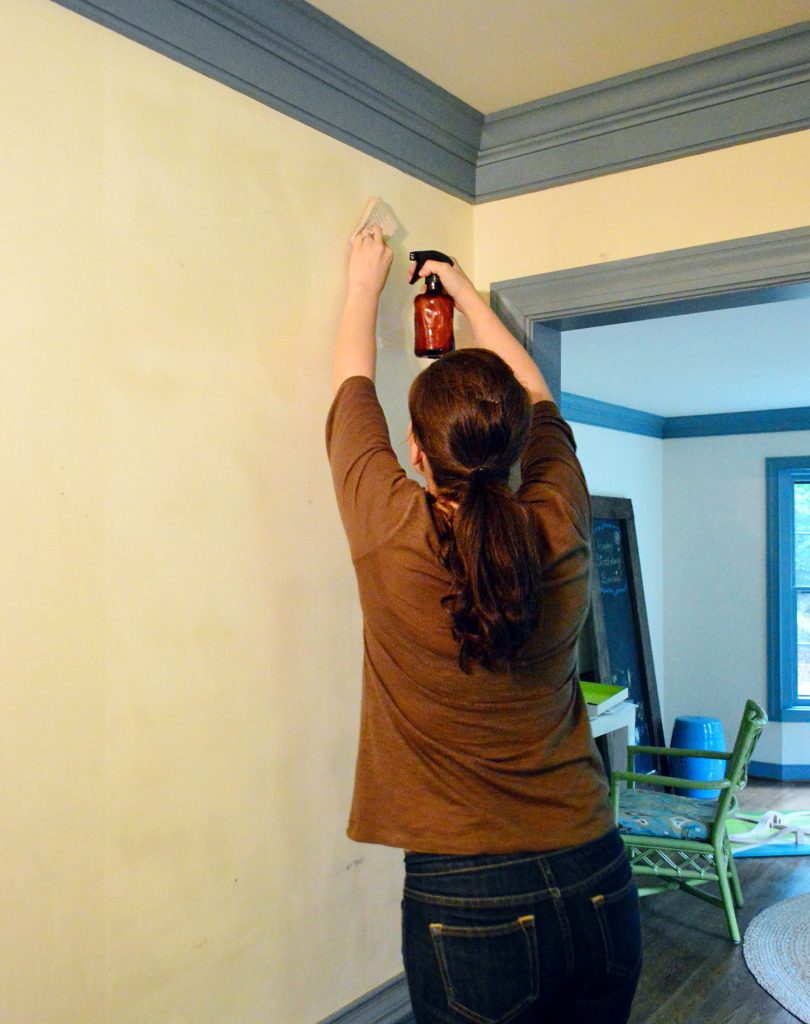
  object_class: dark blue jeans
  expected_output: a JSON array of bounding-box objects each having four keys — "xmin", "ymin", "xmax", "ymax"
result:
[{"xmin": 402, "ymin": 828, "xmax": 641, "ymax": 1024}]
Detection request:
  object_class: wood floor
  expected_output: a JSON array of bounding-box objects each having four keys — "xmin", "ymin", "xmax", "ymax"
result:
[{"xmin": 629, "ymin": 778, "xmax": 810, "ymax": 1024}]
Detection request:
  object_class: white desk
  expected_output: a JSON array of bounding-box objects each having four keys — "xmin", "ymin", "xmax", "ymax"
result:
[{"xmin": 588, "ymin": 699, "xmax": 636, "ymax": 741}]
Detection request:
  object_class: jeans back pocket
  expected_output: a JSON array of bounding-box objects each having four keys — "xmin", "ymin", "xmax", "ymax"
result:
[
  {"xmin": 590, "ymin": 876, "xmax": 642, "ymax": 981},
  {"xmin": 429, "ymin": 915, "xmax": 539, "ymax": 1024}
]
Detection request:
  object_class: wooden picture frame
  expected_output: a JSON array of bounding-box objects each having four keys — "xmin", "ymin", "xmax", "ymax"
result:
[{"xmin": 579, "ymin": 496, "xmax": 665, "ymax": 772}]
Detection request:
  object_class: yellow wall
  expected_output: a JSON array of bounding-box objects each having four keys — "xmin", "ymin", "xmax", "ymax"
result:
[
  {"xmin": 474, "ymin": 130, "xmax": 810, "ymax": 285},
  {"xmin": 0, "ymin": 2, "xmax": 471, "ymax": 1022}
]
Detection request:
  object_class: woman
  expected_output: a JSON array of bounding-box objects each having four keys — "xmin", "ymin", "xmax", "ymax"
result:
[{"xmin": 326, "ymin": 225, "xmax": 642, "ymax": 1023}]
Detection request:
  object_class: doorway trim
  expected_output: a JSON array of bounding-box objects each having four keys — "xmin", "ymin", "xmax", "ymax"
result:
[{"xmin": 490, "ymin": 226, "xmax": 810, "ymax": 405}]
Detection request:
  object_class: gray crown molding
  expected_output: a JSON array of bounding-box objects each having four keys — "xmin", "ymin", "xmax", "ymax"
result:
[
  {"xmin": 561, "ymin": 393, "xmax": 666, "ymax": 438},
  {"xmin": 52, "ymin": 0, "xmax": 482, "ymax": 201},
  {"xmin": 560, "ymin": 393, "xmax": 810, "ymax": 439},
  {"xmin": 663, "ymin": 406, "xmax": 810, "ymax": 438},
  {"xmin": 477, "ymin": 22, "xmax": 810, "ymax": 201},
  {"xmin": 50, "ymin": 2, "xmax": 810, "ymax": 203},
  {"xmin": 318, "ymin": 974, "xmax": 413, "ymax": 1024}
]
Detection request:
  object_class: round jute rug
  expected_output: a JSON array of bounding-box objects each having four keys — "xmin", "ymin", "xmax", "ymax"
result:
[{"xmin": 744, "ymin": 891, "xmax": 810, "ymax": 1023}]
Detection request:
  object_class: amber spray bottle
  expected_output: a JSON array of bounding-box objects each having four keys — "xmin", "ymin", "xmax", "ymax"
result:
[{"xmin": 409, "ymin": 250, "xmax": 455, "ymax": 358}]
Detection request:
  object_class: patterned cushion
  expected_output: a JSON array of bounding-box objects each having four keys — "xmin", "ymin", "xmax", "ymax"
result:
[{"xmin": 618, "ymin": 789, "xmax": 719, "ymax": 841}]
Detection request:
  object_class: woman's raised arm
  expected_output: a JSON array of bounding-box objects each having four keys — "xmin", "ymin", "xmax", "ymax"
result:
[{"xmin": 332, "ymin": 226, "xmax": 393, "ymax": 393}]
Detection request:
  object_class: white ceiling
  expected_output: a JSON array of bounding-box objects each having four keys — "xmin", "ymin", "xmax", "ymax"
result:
[
  {"xmin": 561, "ymin": 295, "xmax": 810, "ymax": 418},
  {"xmin": 308, "ymin": 0, "xmax": 810, "ymax": 112}
]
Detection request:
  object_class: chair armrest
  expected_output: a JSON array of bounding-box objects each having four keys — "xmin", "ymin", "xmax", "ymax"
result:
[
  {"xmin": 628, "ymin": 744, "xmax": 732, "ymax": 760},
  {"xmin": 612, "ymin": 770, "xmax": 731, "ymax": 791},
  {"xmin": 625, "ymin": 744, "xmax": 732, "ymax": 774}
]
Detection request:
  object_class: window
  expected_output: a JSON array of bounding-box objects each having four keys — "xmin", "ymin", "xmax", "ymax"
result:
[{"xmin": 767, "ymin": 458, "xmax": 810, "ymax": 721}]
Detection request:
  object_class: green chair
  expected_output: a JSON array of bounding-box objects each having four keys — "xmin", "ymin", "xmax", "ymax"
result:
[{"xmin": 610, "ymin": 699, "xmax": 768, "ymax": 943}]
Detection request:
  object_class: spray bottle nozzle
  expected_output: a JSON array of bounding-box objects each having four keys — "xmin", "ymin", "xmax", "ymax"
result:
[{"xmin": 409, "ymin": 250, "xmax": 454, "ymax": 285}]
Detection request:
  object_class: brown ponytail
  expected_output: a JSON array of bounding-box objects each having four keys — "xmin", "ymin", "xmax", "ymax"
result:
[{"xmin": 408, "ymin": 349, "xmax": 543, "ymax": 673}]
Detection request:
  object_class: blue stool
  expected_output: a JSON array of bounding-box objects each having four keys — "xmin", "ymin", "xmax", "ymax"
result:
[{"xmin": 670, "ymin": 716, "xmax": 726, "ymax": 799}]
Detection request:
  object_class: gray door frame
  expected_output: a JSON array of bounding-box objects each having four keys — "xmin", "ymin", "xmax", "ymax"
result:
[{"xmin": 489, "ymin": 226, "xmax": 810, "ymax": 405}]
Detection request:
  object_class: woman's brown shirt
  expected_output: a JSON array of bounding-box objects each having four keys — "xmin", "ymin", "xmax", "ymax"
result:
[{"xmin": 326, "ymin": 376, "xmax": 613, "ymax": 853}]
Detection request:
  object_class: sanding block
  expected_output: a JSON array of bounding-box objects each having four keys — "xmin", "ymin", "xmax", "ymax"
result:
[{"xmin": 349, "ymin": 197, "xmax": 399, "ymax": 243}]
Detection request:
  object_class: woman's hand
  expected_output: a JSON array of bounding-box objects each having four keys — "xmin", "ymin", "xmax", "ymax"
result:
[
  {"xmin": 408, "ymin": 256, "xmax": 482, "ymax": 318},
  {"xmin": 348, "ymin": 225, "xmax": 393, "ymax": 298}
]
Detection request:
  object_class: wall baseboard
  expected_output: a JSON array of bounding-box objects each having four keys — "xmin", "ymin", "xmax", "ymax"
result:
[
  {"xmin": 750, "ymin": 761, "xmax": 810, "ymax": 781},
  {"xmin": 319, "ymin": 974, "xmax": 413, "ymax": 1024}
]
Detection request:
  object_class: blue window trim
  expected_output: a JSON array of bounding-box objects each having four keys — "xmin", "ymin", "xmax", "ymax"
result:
[{"xmin": 766, "ymin": 457, "xmax": 810, "ymax": 722}]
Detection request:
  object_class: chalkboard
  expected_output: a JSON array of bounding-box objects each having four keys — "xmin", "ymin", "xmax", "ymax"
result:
[{"xmin": 580, "ymin": 496, "xmax": 664, "ymax": 773}]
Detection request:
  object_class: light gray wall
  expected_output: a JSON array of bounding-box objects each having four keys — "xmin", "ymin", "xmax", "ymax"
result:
[{"xmin": 663, "ymin": 429, "xmax": 810, "ymax": 764}]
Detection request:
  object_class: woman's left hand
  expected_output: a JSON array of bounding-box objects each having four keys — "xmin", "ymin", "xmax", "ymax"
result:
[{"xmin": 348, "ymin": 225, "xmax": 393, "ymax": 299}]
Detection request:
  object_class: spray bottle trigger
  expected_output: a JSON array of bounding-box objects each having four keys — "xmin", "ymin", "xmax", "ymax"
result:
[{"xmin": 409, "ymin": 250, "xmax": 454, "ymax": 285}]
